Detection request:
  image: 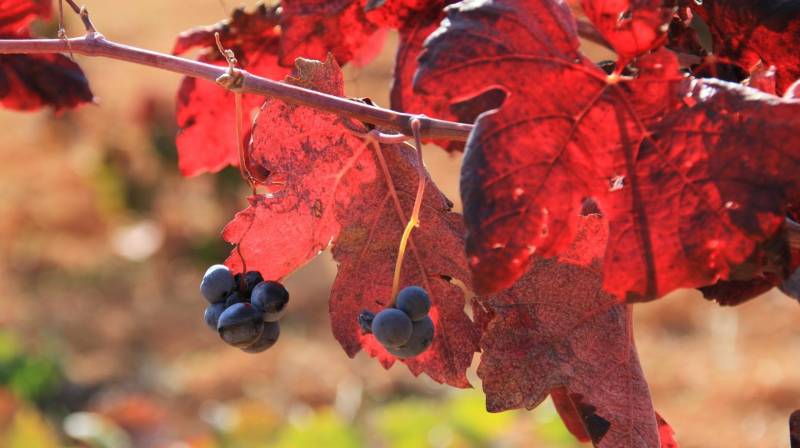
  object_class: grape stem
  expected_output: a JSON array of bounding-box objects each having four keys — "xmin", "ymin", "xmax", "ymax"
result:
[{"xmin": 390, "ymin": 117, "xmax": 426, "ymax": 300}]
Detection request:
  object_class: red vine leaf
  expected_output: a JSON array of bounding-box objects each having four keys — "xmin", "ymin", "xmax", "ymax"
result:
[
  {"xmin": 415, "ymin": 0, "xmax": 800, "ymax": 300},
  {"xmin": 223, "ymin": 56, "xmax": 478, "ymax": 386},
  {"xmin": 173, "ymin": 4, "xmax": 288, "ymax": 176},
  {"xmin": 329, "ymin": 142, "xmax": 478, "ymax": 387},
  {"xmin": 477, "ymin": 215, "xmax": 663, "ymax": 446},
  {"xmin": 580, "ymin": 0, "xmax": 673, "ymax": 62},
  {"xmin": 278, "ymin": 0, "xmax": 385, "ymax": 67},
  {"xmin": 688, "ymin": 0, "xmax": 800, "ymax": 94},
  {"xmin": 222, "ymin": 55, "xmax": 368, "ymax": 278},
  {"xmin": 0, "ymin": 0, "xmax": 93, "ymax": 112}
]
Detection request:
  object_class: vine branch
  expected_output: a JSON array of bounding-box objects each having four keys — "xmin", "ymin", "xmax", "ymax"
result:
[{"xmin": 0, "ymin": 34, "xmax": 473, "ymax": 141}]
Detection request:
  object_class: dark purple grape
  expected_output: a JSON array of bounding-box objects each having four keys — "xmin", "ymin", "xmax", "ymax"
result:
[
  {"xmin": 386, "ymin": 316, "xmax": 434, "ymax": 358},
  {"xmin": 372, "ymin": 308, "xmax": 413, "ymax": 347},
  {"xmin": 242, "ymin": 322, "xmax": 280, "ymax": 353},
  {"xmin": 358, "ymin": 310, "xmax": 375, "ymax": 334},
  {"xmin": 251, "ymin": 281, "xmax": 289, "ymax": 321},
  {"xmin": 217, "ymin": 303, "xmax": 265, "ymax": 348},
  {"xmin": 235, "ymin": 271, "xmax": 264, "ymax": 297},
  {"xmin": 224, "ymin": 291, "xmax": 246, "ymax": 308},
  {"xmin": 200, "ymin": 264, "xmax": 235, "ymax": 303},
  {"xmin": 204, "ymin": 302, "xmax": 226, "ymax": 330},
  {"xmin": 395, "ymin": 286, "xmax": 431, "ymax": 321}
]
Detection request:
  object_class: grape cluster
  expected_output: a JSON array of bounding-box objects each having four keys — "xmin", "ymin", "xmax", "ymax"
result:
[
  {"xmin": 200, "ymin": 264, "xmax": 289, "ymax": 353},
  {"xmin": 359, "ymin": 286, "xmax": 434, "ymax": 358}
]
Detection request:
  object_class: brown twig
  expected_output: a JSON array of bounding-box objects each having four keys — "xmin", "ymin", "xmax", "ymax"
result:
[
  {"xmin": 0, "ymin": 6, "xmax": 616, "ymax": 141},
  {"xmin": 63, "ymin": 0, "xmax": 97, "ymax": 33},
  {"xmin": 0, "ymin": 35, "xmax": 472, "ymax": 141}
]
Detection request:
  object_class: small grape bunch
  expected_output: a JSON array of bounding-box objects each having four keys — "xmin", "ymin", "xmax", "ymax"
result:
[
  {"xmin": 359, "ymin": 286, "xmax": 434, "ymax": 359},
  {"xmin": 200, "ymin": 264, "xmax": 289, "ymax": 353}
]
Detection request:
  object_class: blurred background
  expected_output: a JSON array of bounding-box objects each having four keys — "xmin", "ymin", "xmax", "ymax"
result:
[{"xmin": 0, "ymin": 1, "xmax": 798, "ymax": 447}]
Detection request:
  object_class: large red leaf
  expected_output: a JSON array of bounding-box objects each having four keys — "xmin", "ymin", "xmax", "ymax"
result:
[
  {"xmin": 688, "ymin": 0, "xmax": 800, "ymax": 95},
  {"xmin": 0, "ymin": 0, "xmax": 93, "ymax": 112},
  {"xmin": 580, "ymin": 0, "xmax": 673, "ymax": 62},
  {"xmin": 477, "ymin": 215, "xmax": 664, "ymax": 446},
  {"xmin": 415, "ymin": 0, "xmax": 800, "ymax": 300},
  {"xmin": 222, "ymin": 55, "xmax": 370, "ymax": 278},
  {"xmin": 172, "ymin": 4, "xmax": 289, "ymax": 176},
  {"xmin": 222, "ymin": 57, "xmax": 478, "ymax": 386}
]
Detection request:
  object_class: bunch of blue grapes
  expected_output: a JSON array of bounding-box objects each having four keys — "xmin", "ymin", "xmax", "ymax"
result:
[
  {"xmin": 359, "ymin": 286, "xmax": 434, "ymax": 358},
  {"xmin": 200, "ymin": 265, "xmax": 289, "ymax": 353}
]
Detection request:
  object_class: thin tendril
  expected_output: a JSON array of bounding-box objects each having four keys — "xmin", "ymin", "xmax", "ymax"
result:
[{"xmin": 57, "ymin": 0, "xmax": 75, "ymax": 59}]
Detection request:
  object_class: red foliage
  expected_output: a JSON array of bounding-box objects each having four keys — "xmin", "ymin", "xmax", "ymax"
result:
[
  {"xmin": 9, "ymin": 0, "xmax": 798, "ymax": 443},
  {"xmin": 415, "ymin": 0, "xmax": 800, "ymax": 302},
  {"xmin": 580, "ymin": 0, "xmax": 672, "ymax": 62},
  {"xmin": 279, "ymin": 0, "xmax": 383, "ymax": 67},
  {"xmin": 688, "ymin": 0, "xmax": 800, "ymax": 95},
  {"xmin": 222, "ymin": 57, "xmax": 478, "ymax": 386},
  {"xmin": 477, "ymin": 215, "xmax": 667, "ymax": 446},
  {"xmin": 0, "ymin": 0, "xmax": 49, "ymax": 34},
  {"xmin": 0, "ymin": 0, "xmax": 93, "ymax": 112},
  {"xmin": 172, "ymin": 4, "xmax": 289, "ymax": 176}
]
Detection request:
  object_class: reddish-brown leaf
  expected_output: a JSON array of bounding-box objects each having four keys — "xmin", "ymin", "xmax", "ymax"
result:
[
  {"xmin": 688, "ymin": 0, "xmax": 800, "ymax": 94},
  {"xmin": 173, "ymin": 4, "xmax": 288, "ymax": 176},
  {"xmin": 223, "ymin": 57, "xmax": 478, "ymax": 385},
  {"xmin": 329, "ymin": 142, "xmax": 478, "ymax": 387},
  {"xmin": 415, "ymin": 0, "xmax": 800, "ymax": 301},
  {"xmin": 279, "ymin": 0, "xmax": 385, "ymax": 67},
  {"xmin": 580, "ymin": 0, "xmax": 673, "ymax": 62},
  {"xmin": 477, "ymin": 215, "xmax": 663, "ymax": 446},
  {"xmin": 0, "ymin": 0, "xmax": 93, "ymax": 112}
]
